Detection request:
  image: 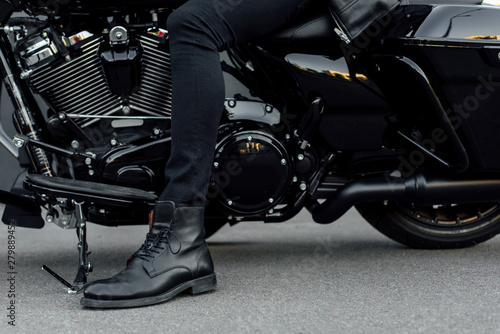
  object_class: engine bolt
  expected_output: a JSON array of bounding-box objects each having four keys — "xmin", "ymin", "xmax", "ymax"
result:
[
  {"xmin": 285, "ymin": 134, "xmax": 291, "ymax": 140},
  {"xmin": 265, "ymin": 105, "xmax": 273, "ymax": 113},
  {"xmin": 300, "ymin": 182, "xmax": 307, "ymax": 191},
  {"xmin": 268, "ymin": 198, "xmax": 274, "ymax": 204},
  {"xmin": 227, "ymin": 200, "xmax": 233, "ymax": 206},
  {"xmin": 153, "ymin": 128, "xmax": 161, "ymax": 136},
  {"xmin": 281, "ymin": 159, "xmax": 287, "ymax": 165},
  {"xmin": 85, "ymin": 158, "xmax": 92, "ymax": 165},
  {"xmin": 247, "ymin": 136, "xmax": 253, "ymax": 142},
  {"xmin": 228, "ymin": 100, "xmax": 236, "ymax": 108},
  {"xmin": 293, "ymin": 176, "xmax": 298, "ymax": 183},
  {"xmin": 297, "ymin": 154, "xmax": 304, "ymax": 161},
  {"xmin": 71, "ymin": 140, "xmax": 80, "ymax": 149},
  {"xmin": 46, "ymin": 215, "xmax": 54, "ymax": 223},
  {"xmin": 88, "ymin": 170, "xmax": 94, "ymax": 176},
  {"xmin": 110, "ymin": 139, "xmax": 118, "ymax": 146},
  {"xmin": 58, "ymin": 113, "xmax": 66, "ymax": 120},
  {"xmin": 213, "ymin": 162, "xmax": 219, "ymax": 168}
]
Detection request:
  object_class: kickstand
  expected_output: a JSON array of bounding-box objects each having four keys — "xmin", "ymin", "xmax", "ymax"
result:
[{"xmin": 42, "ymin": 201, "xmax": 93, "ymax": 294}]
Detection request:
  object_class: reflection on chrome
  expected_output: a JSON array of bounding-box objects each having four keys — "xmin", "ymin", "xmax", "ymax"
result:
[
  {"xmin": 285, "ymin": 53, "xmax": 368, "ymax": 81},
  {"xmin": 465, "ymin": 35, "xmax": 500, "ymax": 40}
]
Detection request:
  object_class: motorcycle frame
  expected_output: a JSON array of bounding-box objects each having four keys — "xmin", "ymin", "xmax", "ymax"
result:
[{"xmin": 1, "ymin": 2, "xmax": 500, "ymax": 221}]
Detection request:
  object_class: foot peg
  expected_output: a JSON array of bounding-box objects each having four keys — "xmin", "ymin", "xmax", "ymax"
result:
[{"xmin": 23, "ymin": 174, "xmax": 157, "ymax": 294}]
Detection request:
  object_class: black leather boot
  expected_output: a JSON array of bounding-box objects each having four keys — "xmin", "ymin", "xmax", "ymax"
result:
[{"xmin": 80, "ymin": 201, "xmax": 216, "ymax": 308}]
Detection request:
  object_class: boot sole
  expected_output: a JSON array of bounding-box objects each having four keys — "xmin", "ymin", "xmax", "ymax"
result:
[{"xmin": 80, "ymin": 273, "xmax": 217, "ymax": 308}]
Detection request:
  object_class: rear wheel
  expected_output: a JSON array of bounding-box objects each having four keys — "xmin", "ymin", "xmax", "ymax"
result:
[{"xmin": 356, "ymin": 201, "xmax": 500, "ymax": 249}]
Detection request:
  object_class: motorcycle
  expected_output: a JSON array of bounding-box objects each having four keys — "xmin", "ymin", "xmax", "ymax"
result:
[{"xmin": 1, "ymin": 0, "xmax": 500, "ymax": 292}]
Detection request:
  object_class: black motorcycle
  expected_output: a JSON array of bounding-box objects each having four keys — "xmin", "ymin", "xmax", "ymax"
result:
[{"xmin": 1, "ymin": 0, "xmax": 500, "ymax": 292}]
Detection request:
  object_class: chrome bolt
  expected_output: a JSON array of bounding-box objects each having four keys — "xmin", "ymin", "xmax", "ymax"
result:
[
  {"xmin": 281, "ymin": 159, "xmax": 287, "ymax": 166},
  {"xmin": 12, "ymin": 138, "xmax": 25, "ymax": 148},
  {"xmin": 299, "ymin": 182, "xmax": 307, "ymax": 191},
  {"xmin": 115, "ymin": 32, "xmax": 123, "ymax": 39},
  {"xmin": 293, "ymin": 176, "xmax": 298, "ymax": 183},
  {"xmin": 285, "ymin": 134, "xmax": 291, "ymax": 140},
  {"xmin": 71, "ymin": 140, "xmax": 80, "ymax": 149},
  {"xmin": 58, "ymin": 113, "xmax": 66, "ymax": 120},
  {"xmin": 265, "ymin": 105, "xmax": 273, "ymax": 113},
  {"xmin": 228, "ymin": 100, "xmax": 236, "ymax": 108},
  {"xmin": 110, "ymin": 139, "xmax": 118, "ymax": 146},
  {"xmin": 122, "ymin": 106, "xmax": 131, "ymax": 114},
  {"xmin": 268, "ymin": 198, "xmax": 274, "ymax": 204},
  {"xmin": 46, "ymin": 215, "xmax": 54, "ymax": 223},
  {"xmin": 247, "ymin": 136, "xmax": 253, "ymax": 142},
  {"xmin": 245, "ymin": 61, "xmax": 254, "ymax": 72},
  {"xmin": 153, "ymin": 128, "xmax": 161, "ymax": 136},
  {"xmin": 88, "ymin": 170, "xmax": 94, "ymax": 176},
  {"xmin": 227, "ymin": 200, "xmax": 233, "ymax": 206},
  {"xmin": 213, "ymin": 162, "xmax": 219, "ymax": 168},
  {"xmin": 297, "ymin": 154, "xmax": 304, "ymax": 161},
  {"xmin": 85, "ymin": 158, "xmax": 92, "ymax": 165}
]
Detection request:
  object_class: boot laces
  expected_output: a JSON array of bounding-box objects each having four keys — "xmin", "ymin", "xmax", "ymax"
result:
[{"xmin": 133, "ymin": 228, "xmax": 181, "ymax": 261}]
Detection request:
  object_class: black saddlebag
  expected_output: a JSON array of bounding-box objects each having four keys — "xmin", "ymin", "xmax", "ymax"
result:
[{"xmin": 378, "ymin": 3, "xmax": 500, "ymax": 172}]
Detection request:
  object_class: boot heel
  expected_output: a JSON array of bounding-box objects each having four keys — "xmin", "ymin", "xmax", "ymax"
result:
[{"xmin": 189, "ymin": 274, "xmax": 217, "ymax": 295}]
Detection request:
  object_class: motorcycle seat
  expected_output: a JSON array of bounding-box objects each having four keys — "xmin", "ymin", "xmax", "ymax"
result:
[
  {"xmin": 24, "ymin": 174, "xmax": 157, "ymax": 207},
  {"xmin": 263, "ymin": 0, "xmax": 483, "ymax": 50},
  {"xmin": 407, "ymin": 0, "xmax": 482, "ymax": 3}
]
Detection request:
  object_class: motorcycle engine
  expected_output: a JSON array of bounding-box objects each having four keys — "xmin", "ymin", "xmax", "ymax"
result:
[
  {"xmin": 22, "ymin": 27, "xmax": 171, "ymax": 128},
  {"xmin": 13, "ymin": 17, "xmax": 295, "ymax": 215},
  {"xmin": 16, "ymin": 23, "xmax": 172, "ymax": 189}
]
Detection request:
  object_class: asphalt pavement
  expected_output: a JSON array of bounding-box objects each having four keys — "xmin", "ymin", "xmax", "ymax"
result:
[{"xmin": 0, "ymin": 204, "xmax": 499, "ymax": 334}]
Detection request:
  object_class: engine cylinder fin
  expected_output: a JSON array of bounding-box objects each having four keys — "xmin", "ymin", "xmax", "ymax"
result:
[
  {"xmin": 27, "ymin": 33, "xmax": 172, "ymax": 127},
  {"xmin": 129, "ymin": 97, "xmax": 171, "ymax": 113},
  {"xmin": 31, "ymin": 59, "xmax": 103, "ymax": 91},
  {"xmin": 62, "ymin": 93, "xmax": 121, "ymax": 114}
]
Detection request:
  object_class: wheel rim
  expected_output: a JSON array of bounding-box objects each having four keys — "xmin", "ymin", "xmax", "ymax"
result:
[{"xmin": 396, "ymin": 202, "xmax": 500, "ymax": 235}]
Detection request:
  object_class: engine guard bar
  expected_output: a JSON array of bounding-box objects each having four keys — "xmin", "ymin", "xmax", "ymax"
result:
[{"xmin": 312, "ymin": 172, "xmax": 500, "ymax": 224}]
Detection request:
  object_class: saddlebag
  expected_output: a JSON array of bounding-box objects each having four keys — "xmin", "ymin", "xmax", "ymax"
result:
[{"xmin": 375, "ymin": 3, "xmax": 500, "ymax": 172}]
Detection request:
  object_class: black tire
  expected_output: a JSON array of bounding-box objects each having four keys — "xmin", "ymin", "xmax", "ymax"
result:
[{"xmin": 356, "ymin": 201, "xmax": 500, "ymax": 249}]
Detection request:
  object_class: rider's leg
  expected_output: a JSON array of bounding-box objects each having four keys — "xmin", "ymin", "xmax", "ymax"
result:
[
  {"xmin": 81, "ymin": 0, "xmax": 316, "ymax": 308},
  {"xmin": 160, "ymin": 0, "xmax": 315, "ymax": 206}
]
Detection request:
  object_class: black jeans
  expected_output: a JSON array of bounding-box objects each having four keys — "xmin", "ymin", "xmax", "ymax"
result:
[{"xmin": 160, "ymin": 0, "xmax": 316, "ymax": 206}]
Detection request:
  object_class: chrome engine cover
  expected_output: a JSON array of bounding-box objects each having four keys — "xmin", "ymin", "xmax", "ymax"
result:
[{"xmin": 26, "ymin": 30, "xmax": 172, "ymax": 128}]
